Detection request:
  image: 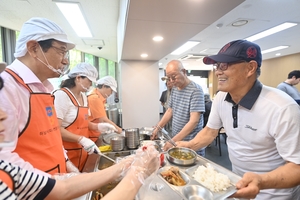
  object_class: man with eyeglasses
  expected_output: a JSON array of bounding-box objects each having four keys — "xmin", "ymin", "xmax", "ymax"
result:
[
  {"xmin": 151, "ymin": 60, "xmax": 206, "ymax": 156},
  {"xmin": 0, "ymin": 18, "xmax": 79, "ymax": 177},
  {"xmin": 176, "ymin": 40, "xmax": 300, "ymax": 199}
]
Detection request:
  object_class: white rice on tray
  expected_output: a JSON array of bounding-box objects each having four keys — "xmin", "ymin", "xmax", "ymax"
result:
[{"xmin": 192, "ymin": 163, "xmax": 231, "ymax": 192}]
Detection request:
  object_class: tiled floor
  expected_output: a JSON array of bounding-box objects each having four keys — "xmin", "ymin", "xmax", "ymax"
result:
[{"xmin": 205, "ymin": 134, "xmax": 232, "ymax": 171}]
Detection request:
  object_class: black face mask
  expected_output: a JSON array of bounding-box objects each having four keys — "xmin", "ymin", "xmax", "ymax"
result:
[{"xmin": 0, "ymin": 76, "xmax": 3, "ymax": 90}]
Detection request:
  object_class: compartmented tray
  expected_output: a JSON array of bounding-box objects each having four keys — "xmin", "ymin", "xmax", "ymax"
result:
[
  {"xmin": 156, "ymin": 155, "xmax": 241, "ymax": 200},
  {"xmin": 158, "ymin": 166, "xmax": 214, "ymax": 200},
  {"xmin": 185, "ymin": 156, "xmax": 241, "ymax": 200}
]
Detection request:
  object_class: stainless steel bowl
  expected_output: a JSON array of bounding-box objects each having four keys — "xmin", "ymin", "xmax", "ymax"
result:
[
  {"xmin": 167, "ymin": 147, "xmax": 197, "ymax": 166},
  {"xmin": 139, "ymin": 127, "xmax": 153, "ymax": 140}
]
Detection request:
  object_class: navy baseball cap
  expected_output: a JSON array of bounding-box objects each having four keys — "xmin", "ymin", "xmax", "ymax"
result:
[{"xmin": 203, "ymin": 40, "xmax": 262, "ymax": 67}]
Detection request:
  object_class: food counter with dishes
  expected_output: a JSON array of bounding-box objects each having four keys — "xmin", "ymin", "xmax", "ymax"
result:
[{"xmin": 82, "ymin": 128, "xmax": 241, "ymax": 200}]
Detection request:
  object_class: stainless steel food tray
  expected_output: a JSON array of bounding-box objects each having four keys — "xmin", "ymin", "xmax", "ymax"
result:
[
  {"xmin": 157, "ymin": 166, "xmax": 214, "ymax": 200},
  {"xmin": 184, "ymin": 156, "xmax": 241, "ymax": 200}
]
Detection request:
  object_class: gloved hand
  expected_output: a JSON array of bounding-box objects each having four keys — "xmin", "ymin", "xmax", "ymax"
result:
[
  {"xmin": 66, "ymin": 159, "xmax": 80, "ymax": 173},
  {"xmin": 78, "ymin": 136, "xmax": 100, "ymax": 155},
  {"xmin": 97, "ymin": 123, "xmax": 117, "ymax": 133},
  {"xmin": 115, "ymin": 155, "xmax": 135, "ymax": 179},
  {"xmin": 52, "ymin": 172, "xmax": 79, "ymax": 180},
  {"xmin": 129, "ymin": 144, "xmax": 160, "ymax": 184}
]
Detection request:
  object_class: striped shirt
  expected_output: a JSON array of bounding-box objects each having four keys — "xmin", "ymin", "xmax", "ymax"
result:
[
  {"xmin": 169, "ymin": 81, "xmax": 205, "ymax": 141},
  {"xmin": 0, "ymin": 160, "xmax": 55, "ymax": 200}
]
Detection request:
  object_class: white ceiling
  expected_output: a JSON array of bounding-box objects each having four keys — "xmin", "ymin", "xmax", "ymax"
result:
[{"xmin": 0, "ymin": 0, "xmax": 300, "ymax": 71}]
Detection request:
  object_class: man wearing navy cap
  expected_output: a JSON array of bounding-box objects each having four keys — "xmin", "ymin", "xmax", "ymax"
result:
[{"xmin": 177, "ymin": 40, "xmax": 300, "ymax": 199}]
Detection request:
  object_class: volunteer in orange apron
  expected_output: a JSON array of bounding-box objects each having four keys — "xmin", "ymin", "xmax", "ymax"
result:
[
  {"xmin": 0, "ymin": 18, "xmax": 81, "ymax": 177},
  {"xmin": 54, "ymin": 63, "xmax": 116, "ymax": 171},
  {"xmin": 88, "ymin": 76, "xmax": 122, "ymax": 142},
  {"xmin": 6, "ymin": 69, "xmax": 67, "ymax": 174}
]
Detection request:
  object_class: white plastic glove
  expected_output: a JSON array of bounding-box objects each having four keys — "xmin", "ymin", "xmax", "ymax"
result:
[
  {"xmin": 115, "ymin": 155, "xmax": 135, "ymax": 180},
  {"xmin": 97, "ymin": 123, "xmax": 117, "ymax": 133},
  {"xmin": 66, "ymin": 159, "xmax": 80, "ymax": 173},
  {"xmin": 78, "ymin": 136, "xmax": 101, "ymax": 155},
  {"xmin": 130, "ymin": 144, "xmax": 160, "ymax": 185},
  {"xmin": 52, "ymin": 172, "xmax": 79, "ymax": 180}
]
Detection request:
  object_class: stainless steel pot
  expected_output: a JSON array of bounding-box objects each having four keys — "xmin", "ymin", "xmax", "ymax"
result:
[{"xmin": 167, "ymin": 147, "xmax": 197, "ymax": 166}]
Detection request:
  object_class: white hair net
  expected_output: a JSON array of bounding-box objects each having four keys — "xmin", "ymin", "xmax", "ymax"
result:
[
  {"xmin": 14, "ymin": 17, "xmax": 75, "ymax": 58},
  {"xmin": 96, "ymin": 76, "xmax": 117, "ymax": 92},
  {"xmin": 68, "ymin": 63, "xmax": 98, "ymax": 83}
]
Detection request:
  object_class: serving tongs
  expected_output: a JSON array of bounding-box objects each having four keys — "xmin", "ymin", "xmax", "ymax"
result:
[{"xmin": 160, "ymin": 128, "xmax": 177, "ymax": 147}]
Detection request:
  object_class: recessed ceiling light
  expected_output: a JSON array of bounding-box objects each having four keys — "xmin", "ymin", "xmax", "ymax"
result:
[
  {"xmin": 231, "ymin": 19, "xmax": 248, "ymax": 27},
  {"xmin": 261, "ymin": 46, "xmax": 289, "ymax": 54},
  {"xmin": 153, "ymin": 36, "xmax": 163, "ymax": 42},
  {"xmin": 275, "ymin": 53, "xmax": 281, "ymax": 56},
  {"xmin": 141, "ymin": 54, "xmax": 148, "ymax": 58},
  {"xmin": 245, "ymin": 22, "xmax": 297, "ymax": 42},
  {"xmin": 171, "ymin": 41, "xmax": 200, "ymax": 55},
  {"xmin": 54, "ymin": 1, "xmax": 92, "ymax": 37}
]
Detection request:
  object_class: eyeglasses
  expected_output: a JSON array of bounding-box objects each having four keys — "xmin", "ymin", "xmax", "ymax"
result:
[
  {"xmin": 213, "ymin": 60, "xmax": 246, "ymax": 71},
  {"xmin": 50, "ymin": 46, "xmax": 69, "ymax": 59},
  {"xmin": 166, "ymin": 69, "xmax": 184, "ymax": 81}
]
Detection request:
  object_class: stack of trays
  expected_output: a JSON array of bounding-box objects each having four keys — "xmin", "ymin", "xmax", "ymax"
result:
[
  {"xmin": 110, "ymin": 136, "xmax": 125, "ymax": 152},
  {"xmin": 125, "ymin": 128, "xmax": 140, "ymax": 149}
]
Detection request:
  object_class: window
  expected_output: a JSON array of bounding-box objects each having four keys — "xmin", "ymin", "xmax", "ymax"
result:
[
  {"xmin": 15, "ymin": 31, "xmax": 20, "ymax": 40},
  {"xmin": 69, "ymin": 49, "xmax": 82, "ymax": 70},
  {"xmin": 84, "ymin": 53, "xmax": 94, "ymax": 65},
  {"xmin": 98, "ymin": 57, "xmax": 107, "ymax": 78},
  {"xmin": 108, "ymin": 60, "xmax": 116, "ymax": 78}
]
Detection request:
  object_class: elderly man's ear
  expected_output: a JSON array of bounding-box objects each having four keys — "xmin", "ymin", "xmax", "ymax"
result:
[
  {"xmin": 247, "ymin": 60, "xmax": 258, "ymax": 76},
  {"xmin": 26, "ymin": 41, "xmax": 40, "ymax": 57}
]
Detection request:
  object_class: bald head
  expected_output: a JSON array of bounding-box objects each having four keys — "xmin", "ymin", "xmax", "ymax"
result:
[
  {"xmin": 165, "ymin": 60, "xmax": 189, "ymax": 89},
  {"xmin": 166, "ymin": 60, "xmax": 184, "ymax": 72}
]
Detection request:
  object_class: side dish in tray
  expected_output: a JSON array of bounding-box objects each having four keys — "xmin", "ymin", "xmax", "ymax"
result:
[{"xmin": 160, "ymin": 166, "xmax": 186, "ymax": 186}]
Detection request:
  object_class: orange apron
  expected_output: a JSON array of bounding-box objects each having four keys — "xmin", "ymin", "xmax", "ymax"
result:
[
  {"xmin": 87, "ymin": 93, "xmax": 104, "ymax": 142},
  {"xmin": 6, "ymin": 69, "xmax": 67, "ymax": 175},
  {"xmin": 59, "ymin": 88, "xmax": 89, "ymax": 171}
]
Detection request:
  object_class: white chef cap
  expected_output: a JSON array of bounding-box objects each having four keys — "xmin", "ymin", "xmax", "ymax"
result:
[
  {"xmin": 96, "ymin": 76, "xmax": 117, "ymax": 92},
  {"xmin": 68, "ymin": 62, "xmax": 98, "ymax": 83},
  {"xmin": 14, "ymin": 17, "xmax": 75, "ymax": 58}
]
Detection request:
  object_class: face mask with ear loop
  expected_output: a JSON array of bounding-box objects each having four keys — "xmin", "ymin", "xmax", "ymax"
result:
[
  {"xmin": 36, "ymin": 45, "xmax": 69, "ymax": 77},
  {"xmin": 76, "ymin": 76, "xmax": 93, "ymax": 93},
  {"xmin": 80, "ymin": 83, "xmax": 92, "ymax": 93}
]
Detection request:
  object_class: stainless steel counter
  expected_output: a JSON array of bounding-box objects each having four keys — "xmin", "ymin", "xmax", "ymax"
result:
[{"xmin": 82, "ymin": 138, "xmax": 241, "ymax": 200}]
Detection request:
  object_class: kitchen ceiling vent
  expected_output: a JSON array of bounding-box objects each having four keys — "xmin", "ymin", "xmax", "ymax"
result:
[{"xmin": 179, "ymin": 54, "xmax": 205, "ymax": 61}]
